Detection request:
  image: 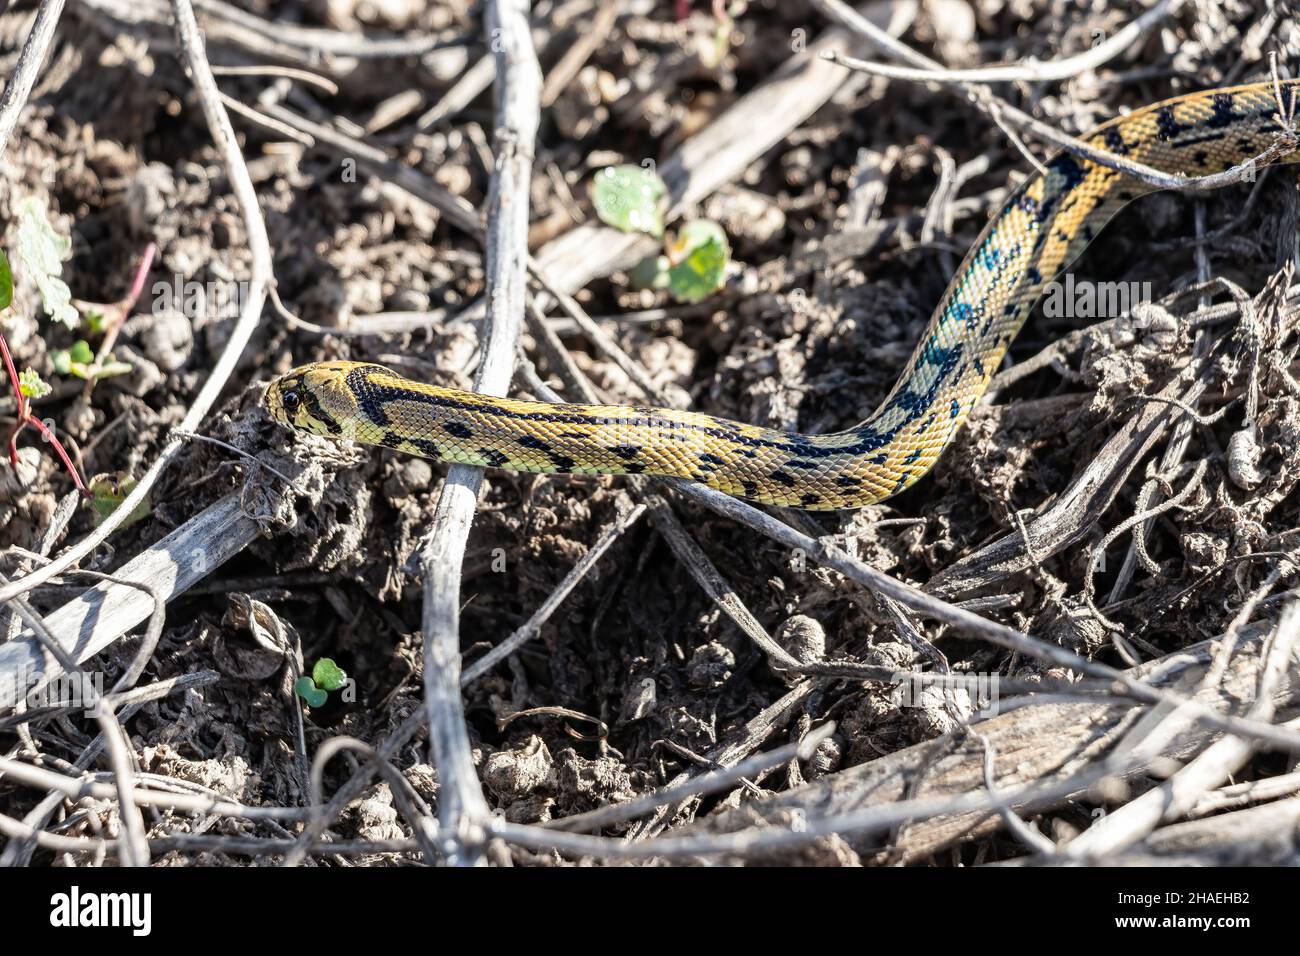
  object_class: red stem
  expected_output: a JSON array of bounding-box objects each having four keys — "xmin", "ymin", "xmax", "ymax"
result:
[
  {"xmin": 123, "ymin": 242, "xmax": 157, "ymax": 312},
  {"xmin": 27, "ymin": 414, "xmax": 89, "ymax": 496},
  {"xmin": 0, "ymin": 330, "xmax": 28, "ymax": 468},
  {"xmin": 7, "ymin": 421, "xmax": 21, "ymax": 470},
  {"xmin": 0, "ymin": 326, "xmax": 91, "ymax": 497},
  {"xmin": 0, "ymin": 325, "xmax": 26, "ymax": 418},
  {"xmin": 0, "ymin": 240, "xmax": 153, "ymax": 498},
  {"xmin": 87, "ymin": 241, "xmax": 157, "ymax": 385}
]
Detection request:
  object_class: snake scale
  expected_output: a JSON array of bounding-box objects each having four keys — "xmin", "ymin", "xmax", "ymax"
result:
[{"xmin": 267, "ymin": 82, "xmax": 1299, "ymax": 510}]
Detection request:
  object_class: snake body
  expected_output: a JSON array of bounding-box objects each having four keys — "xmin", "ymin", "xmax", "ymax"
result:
[{"xmin": 267, "ymin": 82, "xmax": 1298, "ymax": 510}]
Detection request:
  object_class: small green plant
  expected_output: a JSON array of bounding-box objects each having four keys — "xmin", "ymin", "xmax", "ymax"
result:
[
  {"xmin": 51, "ymin": 339, "xmax": 132, "ymax": 381},
  {"xmin": 0, "ymin": 250, "xmax": 10, "ymax": 311},
  {"xmin": 295, "ymin": 658, "xmax": 349, "ymax": 708},
  {"xmin": 591, "ymin": 165, "xmax": 731, "ymax": 303},
  {"xmin": 0, "ymin": 196, "xmax": 156, "ymax": 503},
  {"xmin": 17, "ymin": 367, "xmax": 49, "ymax": 400},
  {"xmin": 15, "ymin": 195, "xmax": 79, "ymax": 329},
  {"xmin": 664, "ymin": 220, "xmax": 730, "ymax": 303},
  {"xmin": 703, "ymin": 1, "xmax": 747, "ymax": 69},
  {"xmin": 591, "ymin": 164, "xmax": 665, "ymax": 237},
  {"xmin": 0, "ymin": 248, "xmax": 88, "ymax": 496},
  {"xmin": 83, "ymin": 310, "xmax": 110, "ymax": 335}
]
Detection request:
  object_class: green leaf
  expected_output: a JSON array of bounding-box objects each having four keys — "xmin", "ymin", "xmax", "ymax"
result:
[
  {"xmin": 18, "ymin": 368, "xmax": 50, "ymax": 399},
  {"xmin": 666, "ymin": 220, "xmax": 730, "ymax": 303},
  {"xmin": 15, "ymin": 196, "xmax": 78, "ymax": 328},
  {"xmin": 92, "ymin": 359, "xmax": 133, "ymax": 380},
  {"xmin": 295, "ymin": 676, "xmax": 327, "ymax": 708},
  {"xmin": 69, "ymin": 340, "xmax": 94, "ymax": 364},
  {"xmin": 87, "ymin": 472, "xmax": 151, "ymax": 529},
  {"xmin": 672, "ymin": 220, "xmax": 727, "ymax": 257},
  {"xmin": 51, "ymin": 348, "xmax": 83, "ymax": 379},
  {"xmin": 0, "ymin": 250, "xmax": 12, "ymax": 311},
  {"xmin": 84, "ymin": 310, "xmax": 109, "ymax": 334},
  {"xmin": 627, "ymin": 254, "xmax": 670, "ymax": 291},
  {"xmin": 591, "ymin": 165, "xmax": 665, "ymax": 237},
  {"xmin": 51, "ymin": 341, "xmax": 127, "ymax": 381},
  {"xmin": 312, "ymin": 658, "xmax": 348, "ymax": 692}
]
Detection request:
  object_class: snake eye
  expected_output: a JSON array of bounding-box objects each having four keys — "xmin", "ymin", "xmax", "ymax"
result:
[{"xmin": 281, "ymin": 389, "xmax": 302, "ymax": 414}]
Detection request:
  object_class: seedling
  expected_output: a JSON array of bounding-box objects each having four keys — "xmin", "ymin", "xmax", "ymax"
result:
[
  {"xmin": 295, "ymin": 658, "xmax": 349, "ymax": 708},
  {"xmin": 591, "ymin": 164, "xmax": 665, "ymax": 237},
  {"xmin": 591, "ymin": 165, "xmax": 731, "ymax": 302},
  {"xmin": 0, "ymin": 249, "xmax": 88, "ymax": 496},
  {"xmin": 0, "ymin": 198, "xmax": 156, "ymax": 501}
]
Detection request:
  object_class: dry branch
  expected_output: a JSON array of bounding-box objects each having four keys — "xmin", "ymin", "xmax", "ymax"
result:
[
  {"xmin": 417, "ymin": 0, "xmax": 540, "ymax": 867},
  {"xmin": 1062, "ymin": 598, "xmax": 1300, "ymax": 860},
  {"xmin": 811, "ymin": 0, "xmax": 1179, "ymax": 84},
  {"xmin": 1134, "ymin": 796, "xmax": 1300, "ymax": 864},
  {"xmin": 0, "ymin": 494, "xmax": 256, "ymax": 711},
  {"xmin": 0, "ymin": 0, "xmax": 67, "ymax": 157},
  {"xmin": 682, "ymin": 622, "xmax": 1300, "ymax": 863}
]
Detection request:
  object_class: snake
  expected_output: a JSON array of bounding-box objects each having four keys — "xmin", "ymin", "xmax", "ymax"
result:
[{"xmin": 267, "ymin": 81, "xmax": 1298, "ymax": 511}]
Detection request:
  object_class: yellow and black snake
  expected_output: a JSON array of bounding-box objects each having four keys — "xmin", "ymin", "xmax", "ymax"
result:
[{"xmin": 267, "ymin": 82, "xmax": 1298, "ymax": 510}]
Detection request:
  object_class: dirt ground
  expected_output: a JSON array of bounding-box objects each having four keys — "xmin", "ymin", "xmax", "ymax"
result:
[{"xmin": 1, "ymin": 0, "xmax": 1299, "ymax": 866}]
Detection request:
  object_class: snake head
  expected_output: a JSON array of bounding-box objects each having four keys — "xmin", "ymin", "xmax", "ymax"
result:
[
  {"xmin": 265, "ymin": 370, "xmax": 304, "ymax": 429},
  {"xmin": 265, "ymin": 361, "xmax": 386, "ymax": 439}
]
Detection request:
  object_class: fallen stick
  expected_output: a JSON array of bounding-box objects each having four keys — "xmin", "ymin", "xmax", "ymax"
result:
[
  {"xmin": 0, "ymin": 494, "xmax": 256, "ymax": 711},
  {"xmin": 417, "ymin": 0, "xmax": 541, "ymax": 868},
  {"xmin": 1133, "ymin": 795, "xmax": 1300, "ymax": 864},
  {"xmin": 683, "ymin": 623, "xmax": 1300, "ymax": 863}
]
